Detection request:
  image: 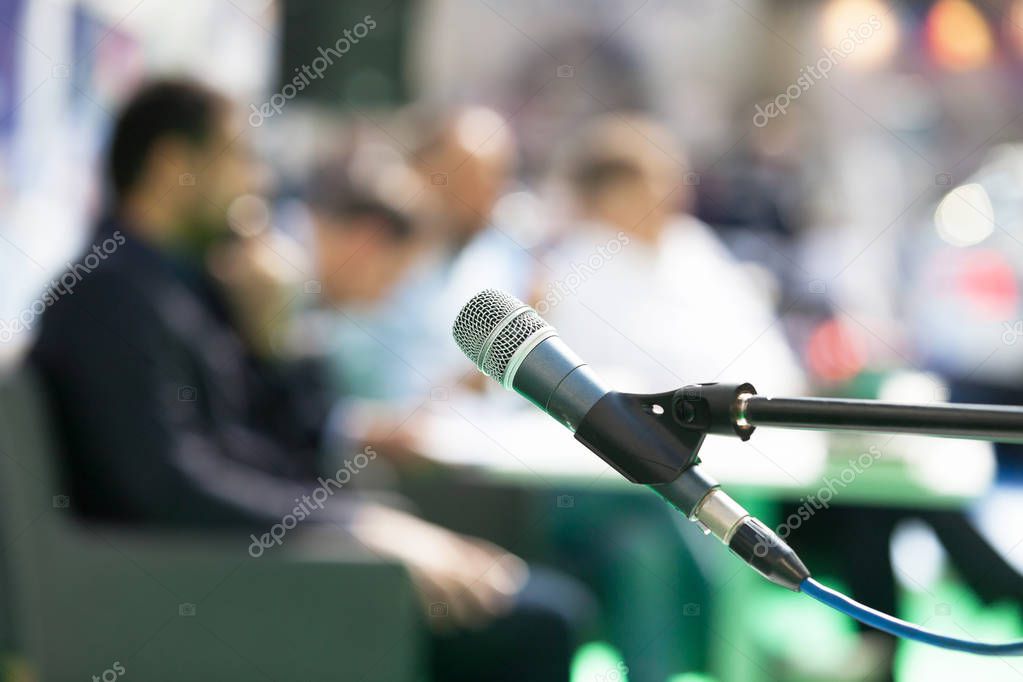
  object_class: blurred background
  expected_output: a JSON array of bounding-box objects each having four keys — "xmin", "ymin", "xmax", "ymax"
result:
[{"xmin": 2, "ymin": 0, "xmax": 1023, "ymax": 680}]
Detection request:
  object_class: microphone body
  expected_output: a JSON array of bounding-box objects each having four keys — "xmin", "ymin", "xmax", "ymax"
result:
[
  {"xmin": 453, "ymin": 289, "xmax": 809, "ymax": 590},
  {"xmin": 509, "ymin": 336, "xmax": 607, "ymax": 430}
]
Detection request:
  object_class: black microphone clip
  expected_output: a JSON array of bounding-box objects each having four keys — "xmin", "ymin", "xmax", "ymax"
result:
[{"xmin": 574, "ymin": 382, "xmax": 757, "ymax": 485}]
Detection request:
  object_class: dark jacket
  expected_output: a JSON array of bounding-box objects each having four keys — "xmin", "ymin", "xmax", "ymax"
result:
[{"xmin": 30, "ymin": 218, "xmax": 343, "ymax": 527}]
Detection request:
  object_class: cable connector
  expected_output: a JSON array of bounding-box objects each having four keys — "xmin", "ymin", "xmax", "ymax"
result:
[
  {"xmin": 728, "ymin": 517, "xmax": 810, "ymax": 591},
  {"xmin": 651, "ymin": 466, "xmax": 810, "ymax": 591}
]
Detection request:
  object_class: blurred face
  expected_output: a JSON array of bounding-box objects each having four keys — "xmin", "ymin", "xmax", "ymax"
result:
[
  {"xmin": 191, "ymin": 110, "xmax": 259, "ymax": 225},
  {"xmin": 435, "ymin": 149, "xmax": 511, "ymax": 238},
  {"xmin": 313, "ymin": 214, "xmax": 417, "ymax": 304},
  {"xmin": 147, "ymin": 107, "xmax": 260, "ymax": 253},
  {"xmin": 421, "ymin": 109, "xmax": 515, "ymax": 242},
  {"xmin": 590, "ymin": 161, "xmax": 681, "ymax": 242}
]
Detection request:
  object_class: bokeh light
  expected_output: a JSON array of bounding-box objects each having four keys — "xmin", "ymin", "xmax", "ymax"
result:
[
  {"xmin": 934, "ymin": 183, "xmax": 995, "ymax": 247},
  {"xmin": 819, "ymin": 0, "xmax": 899, "ymax": 71},
  {"xmin": 925, "ymin": 0, "xmax": 994, "ymax": 71}
]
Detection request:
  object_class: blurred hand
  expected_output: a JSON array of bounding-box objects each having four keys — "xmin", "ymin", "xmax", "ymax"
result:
[
  {"xmin": 366, "ymin": 413, "xmax": 441, "ymax": 471},
  {"xmin": 208, "ymin": 234, "xmax": 308, "ymax": 357},
  {"xmin": 341, "ymin": 403, "xmax": 438, "ymax": 471},
  {"xmin": 352, "ymin": 505, "xmax": 528, "ymax": 631}
]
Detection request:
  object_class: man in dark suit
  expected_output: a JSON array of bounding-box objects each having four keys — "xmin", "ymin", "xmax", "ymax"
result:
[{"xmin": 30, "ymin": 79, "xmax": 583, "ymax": 681}]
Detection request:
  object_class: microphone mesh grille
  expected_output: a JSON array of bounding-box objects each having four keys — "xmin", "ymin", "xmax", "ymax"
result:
[
  {"xmin": 452, "ymin": 289, "xmax": 551, "ymax": 384},
  {"xmin": 481, "ymin": 308, "xmax": 548, "ymax": 383}
]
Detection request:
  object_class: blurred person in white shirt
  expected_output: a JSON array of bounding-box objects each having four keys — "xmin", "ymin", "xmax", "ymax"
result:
[
  {"xmin": 498, "ymin": 114, "xmax": 819, "ymax": 682},
  {"xmin": 539, "ymin": 114, "xmax": 806, "ymax": 397}
]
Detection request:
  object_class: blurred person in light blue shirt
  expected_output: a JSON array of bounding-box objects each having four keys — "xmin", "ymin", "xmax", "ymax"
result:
[{"xmin": 329, "ymin": 106, "xmax": 535, "ymax": 404}]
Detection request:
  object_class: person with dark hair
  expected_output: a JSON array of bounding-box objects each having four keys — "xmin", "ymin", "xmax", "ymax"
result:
[
  {"xmin": 328, "ymin": 106, "xmax": 535, "ymax": 402},
  {"xmin": 29, "ymin": 78, "xmax": 585, "ymax": 681},
  {"xmin": 106, "ymin": 80, "xmax": 226, "ymax": 200},
  {"xmin": 305, "ymin": 155, "xmax": 423, "ymax": 306},
  {"xmin": 300, "ymin": 154, "xmax": 429, "ymax": 398}
]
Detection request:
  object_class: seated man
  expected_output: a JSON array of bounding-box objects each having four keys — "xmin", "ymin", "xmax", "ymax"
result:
[{"xmin": 29, "ymin": 78, "xmax": 581, "ymax": 681}]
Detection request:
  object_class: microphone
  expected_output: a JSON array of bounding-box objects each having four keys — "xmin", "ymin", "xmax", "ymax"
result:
[
  {"xmin": 451, "ymin": 289, "xmax": 1023, "ymax": 656},
  {"xmin": 452, "ymin": 288, "xmax": 809, "ymax": 590}
]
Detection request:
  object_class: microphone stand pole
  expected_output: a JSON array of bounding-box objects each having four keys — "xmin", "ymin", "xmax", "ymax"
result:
[
  {"xmin": 670, "ymin": 382, "xmax": 1023, "ymax": 444},
  {"xmin": 738, "ymin": 394, "xmax": 1023, "ymax": 442}
]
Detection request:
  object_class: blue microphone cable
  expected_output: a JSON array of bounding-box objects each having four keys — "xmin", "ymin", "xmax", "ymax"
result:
[
  {"xmin": 664, "ymin": 476, "xmax": 1023, "ymax": 656},
  {"xmin": 800, "ymin": 577, "xmax": 1023, "ymax": 655}
]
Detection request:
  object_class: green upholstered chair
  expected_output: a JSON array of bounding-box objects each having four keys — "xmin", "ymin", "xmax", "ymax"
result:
[{"xmin": 0, "ymin": 367, "xmax": 423, "ymax": 681}]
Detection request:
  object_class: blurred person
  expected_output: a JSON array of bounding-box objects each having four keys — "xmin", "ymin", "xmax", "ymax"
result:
[
  {"xmin": 299, "ymin": 150, "xmax": 429, "ymax": 401},
  {"xmin": 542, "ymin": 113, "xmax": 805, "ymax": 395},
  {"xmin": 29, "ymin": 78, "xmax": 587, "ymax": 681},
  {"xmin": 296, "ymin": 153, "xmax": 432, "ymax": 446},
  {"xmin": 307, "ymin": 165, "xmax": 421, "ymax": 310},
  {"xmin": 330, "ymin": 105, "xmax": 535, "ymax": 402},
  {"xmin": 527, "ymin": 114, "xmax": 814, "ymax": 682},
  {"xmin": 413, "ymin": 106, "xmax": 513, "ymax": 253}
]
